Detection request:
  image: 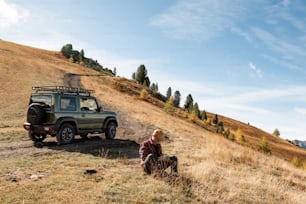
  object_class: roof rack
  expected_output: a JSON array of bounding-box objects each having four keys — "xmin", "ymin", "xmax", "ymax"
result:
[{"xmin": 32, "ymin": 86, "xmax": 94, "ymax": 96}]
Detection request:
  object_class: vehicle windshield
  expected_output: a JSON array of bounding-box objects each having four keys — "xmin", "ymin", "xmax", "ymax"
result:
[{"xmin": 30, "ymin": 95, "xmax": 52, "ymax": 106}]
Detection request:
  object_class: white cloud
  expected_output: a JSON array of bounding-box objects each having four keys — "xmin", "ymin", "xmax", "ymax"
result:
[
  {"xmin": 294, "ymin": 108, "xmax": 306, "ymax": 116},
  {"xmin": 0, "ymin": 0, "xmax": 29, "ymax": 28},
  {"xmin": 249, "ymin": 62, "xmax": 263, "ymax": 78},
  {"xmin": 231, "ymin": 27, "xmax": 251, "ymax": 41},
  {"xmin": 151, "ymin": 0, "xmax": 245, "ymax": 41},
  {"xmin": 251, "ymin": 27, "xmax": 306, "ymax": 58}
]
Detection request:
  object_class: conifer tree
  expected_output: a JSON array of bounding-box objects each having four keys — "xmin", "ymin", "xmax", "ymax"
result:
[
  {"xmin": 135, "ymin": 64, "xmax": 148, "ymax": 84},
  {"xmin": 193, "ymin": 102, "xmax": 200, "ymax": 118},
  {"xmin": 79, "ymin": 49, "xmax": 85, "ymax": 62},
  {"xmin": 184, "ymin": 94, "xmax": 194, "ymax": 113},
  {"xmin": 61, "ymin": 44, "xmax": 73, "ymax": 58},
  {"xmin": 166, "ymin": 87, "xmax": 172, "ymax": 100},
  {"xmin": 173, "ymin": 90, "xmax": 181, "ymax": 108}
]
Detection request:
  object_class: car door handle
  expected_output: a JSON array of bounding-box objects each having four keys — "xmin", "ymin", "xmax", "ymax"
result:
[{"xmin": 82, "ymin": 114, "xmax": 85, "ymax": 117}]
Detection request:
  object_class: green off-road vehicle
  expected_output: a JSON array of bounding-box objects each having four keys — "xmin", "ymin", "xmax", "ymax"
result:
[{"xmin": 23, "ymin": 86, "xmax": 118, "ymax": 144}]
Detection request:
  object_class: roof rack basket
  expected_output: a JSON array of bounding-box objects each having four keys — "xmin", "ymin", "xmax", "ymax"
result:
[{"xmin": 32, "ymin": 86, "xmax": 94, "ymax": 96}]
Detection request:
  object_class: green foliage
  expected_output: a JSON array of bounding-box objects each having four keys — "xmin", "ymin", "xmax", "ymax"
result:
[
  {"xmin": 150, "ymin": 82, "xmax": 158, "ymax": 92},
  {"xmin": 193, "ymin": 102, "xmax": 200, "ymax": 118},
  {"xmin": 164, "ymin": 97, "xmax": 175, "ymax": 115},
  {"xmin": 224, "ymin": 128, "xmax": 230, "ymax": 139},
  {"xmin": 216, "ymin": 121, "xmax": 224, "ymax": 134},
  {"xmin": 61, "ymin": 44, "xmax": 73, "ymax": 58},
  {"xmin": 272, "ymin": 128, "xmax": 280, "ymax": 137},
  {"xmin": 184, "ymin": 94, "xmax": 193, "ymax": 113},
  {"xmin": 60, "ymin": 44, "xmax": 115, "ymax": 76},
  {"xmin": 201, "ymin": 110, "xmax": 207, "ymax": 121},
  {"xmin": 79, "ymin": 49, "xmax": 84, "ymax": 62},
  {"xmin": 135, "ymin": 64, "xmax": 148, "ymax": 85},
  {"xmin": 132, "ymin": 72, "xmax": 136, "ymax": 80},
  {"xmin": 166, "ymin": 87, "xmax": 172, "ymax": 100},
  {"xmin": 229, "ymin": 133, "xmax": 236, "ymax": 141},
  {"xmin": 212, "ymin": 114, "xmax": 218, "ymax": 125},
  {"xmin": 258, "ymin": 137, "xmax": 271, "ymax": 154},
  {"xmin": 173, "ymin": 90, "xmax": 181, "ymax": 108},
  {"xmin": 143, "ymin": 77, "xmax": 150, "ymax": 87}
]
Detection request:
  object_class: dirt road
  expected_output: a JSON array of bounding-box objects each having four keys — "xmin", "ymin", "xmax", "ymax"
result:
[{"xmin": 0, "ymin": 73, "xmax": 150, "ymax": 160}]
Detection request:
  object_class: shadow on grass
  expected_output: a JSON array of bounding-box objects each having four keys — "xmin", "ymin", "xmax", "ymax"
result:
[{"xmin": 34, "ymin": 136, "xmax": 140, "ymax": 159}]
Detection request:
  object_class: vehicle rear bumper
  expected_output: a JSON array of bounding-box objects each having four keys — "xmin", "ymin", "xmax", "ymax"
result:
[{"xmin": 23, "ymin": 122, "xmax": 56, "ymax": 135}]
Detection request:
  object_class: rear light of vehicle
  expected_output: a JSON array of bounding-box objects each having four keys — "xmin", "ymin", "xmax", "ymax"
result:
[
  {"xmin": 44, "ymin": 126, "xmax": 53, "ymax": 132},
  {"xmin": 23, "ymin": 122, "xmax": 31, "ymax": 130}
]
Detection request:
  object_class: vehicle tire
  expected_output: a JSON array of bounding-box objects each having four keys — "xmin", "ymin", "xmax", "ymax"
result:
[
  {"xmin": 56, "ymin": 124, "xmax": 75, "ymax": 144},
  {"xmin": 105, "ymin": 121, "xmax": 116, "ymax": 140},
  {"xmin": 28, "ymin": 131, "xmax": 46, "ymax": 142},
  {"xmin": 27, "ymin": 104, "xmax": 45, "ymax": 125}
]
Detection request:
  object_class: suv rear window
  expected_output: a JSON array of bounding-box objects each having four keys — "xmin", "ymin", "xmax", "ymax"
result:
[{"xmin": 31, "ymin": 95, "xmax": 52, "ymax": 106}]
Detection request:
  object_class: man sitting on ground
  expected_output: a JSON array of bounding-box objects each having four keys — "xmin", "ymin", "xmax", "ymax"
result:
[{"xmin": 139, "ymin": 129, "xmax": 178, "ymax": 175}]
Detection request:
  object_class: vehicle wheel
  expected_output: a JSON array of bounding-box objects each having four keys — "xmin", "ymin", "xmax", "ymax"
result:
[
  {"xmin": 105, "ymin": 121, "xmax": 116, "ymax": 140},
  {"xmin": 56, "ymin": 124, "xmax": 75, "ymax": 144},
  {"xmin": 28, "ymin": 131, "xmax": 46, "ymax": 142},
  {"xmin": 80, "ymin": 133, "xmax": 88, "ymax": 138},
  {"xmin": 27, "ymin": 104, "xmax": 45, "ymax": 125}
]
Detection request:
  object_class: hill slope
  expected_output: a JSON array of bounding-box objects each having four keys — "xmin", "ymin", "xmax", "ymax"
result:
[{"xmin": 0, "ymin": 40, "xmax": 305, "ymax": 203}]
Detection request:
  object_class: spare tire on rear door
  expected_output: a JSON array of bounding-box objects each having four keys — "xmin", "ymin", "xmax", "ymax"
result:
[{"xmin": 27, "ymin": 103, "xmax": 46, "ymax": 125}]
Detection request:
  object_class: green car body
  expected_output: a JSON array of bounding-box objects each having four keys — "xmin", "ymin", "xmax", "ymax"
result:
[{"xmin": 24, "ymin": 86, "xmax": 118, "ymax": 144}]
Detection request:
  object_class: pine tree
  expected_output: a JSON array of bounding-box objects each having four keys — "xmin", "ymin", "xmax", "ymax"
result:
[
  {"xmin": 193, "ymin": 102, "xmax": 200, "ymax": 118},
  {"xmin": 213, "ymin": 114, "xmax": 218, "ymax": 125},
  {"xmin": 184, "ymin": 94, "xmax": 194, "ymax": 113},
  {"xmin": 173, "ymin": 90, "xmax": 181, "ymax": 108},
  {"xmin": 79, "ymin": 49, "xmax": 85, "ymax": 62},
  {"xmin": 273, "ymin": 128, "xmax": 280, "ymax": 137},
  {"xmin": 201, "ymin": 110, "xmax": 207, "ymax": 120},
  {"xmin": 61, "ymin": 44, "xmax": 73, "ymax": 58},
  {"xmin": 150, "ymin": 82, "xmax": 158, "ymax": 92},
  {"xmin": 143, "ymin": 76, "xmax": 150, "ymax": 87},
  {"xmin": 135, "ymin": 64, "xmax": 147, "ymax": 84},
  {"xmin": 166, "ymin": 87, "xmax": 172, "ymax": 100}
]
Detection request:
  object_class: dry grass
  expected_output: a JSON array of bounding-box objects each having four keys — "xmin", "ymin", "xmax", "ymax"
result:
[{"xmin": 0, "ymin": 40, "xmax": 306, "ymax": 203}]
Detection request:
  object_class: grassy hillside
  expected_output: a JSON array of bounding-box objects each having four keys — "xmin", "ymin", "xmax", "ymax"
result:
[{"xmin": 0, "ymin": 40, "xmax": 305, "ymax": 203}]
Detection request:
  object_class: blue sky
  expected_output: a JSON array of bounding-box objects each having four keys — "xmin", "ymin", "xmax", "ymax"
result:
[{"xmin": 1, "ymin": 0, "xmax": 306, "ymax": 141}]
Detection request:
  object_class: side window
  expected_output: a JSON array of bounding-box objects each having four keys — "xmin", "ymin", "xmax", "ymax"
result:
[
  {"xmin": 80, "ymin": 97, "xmax": 97, "ymax": 111},
  {"xmin": 60, "ymin": 97, "xmax": 76, "ymax": 111}
]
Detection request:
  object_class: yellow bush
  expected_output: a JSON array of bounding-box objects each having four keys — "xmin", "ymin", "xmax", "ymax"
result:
[
  {"xmin": 258, "ymin": 137, "xmax": 271, "ymax": 154},
  {"xmin": 164, "ymin": 97, "xmax": 175, "ymax": 115},
  {"xmin": 205, "ymin": 118, "xmax": 211, "ymax": 125},
  {"xmin": 188, "ymin": 111, "xmax": 198, "ymax": 123},
  {"xmin": 236, "ymin": 128, "xmax": 246, "ymax": 143},
  {"xmin": 291, "ymin": 157, "xmax": 301, "ymax": 167},
  {"xmin": 139, "ymin": 88, "xmax": 149, "ymax": 100}
]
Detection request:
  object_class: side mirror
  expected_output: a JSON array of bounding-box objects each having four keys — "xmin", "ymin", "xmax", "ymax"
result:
[{"xmin": 96, "ymin": 103, "xmax": 103, "ymax": 112}]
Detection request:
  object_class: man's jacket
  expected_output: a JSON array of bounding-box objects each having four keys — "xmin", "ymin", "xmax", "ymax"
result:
[{"xmin": 139, "ymin": 138, "xmax": 162, "ymax": 161}]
